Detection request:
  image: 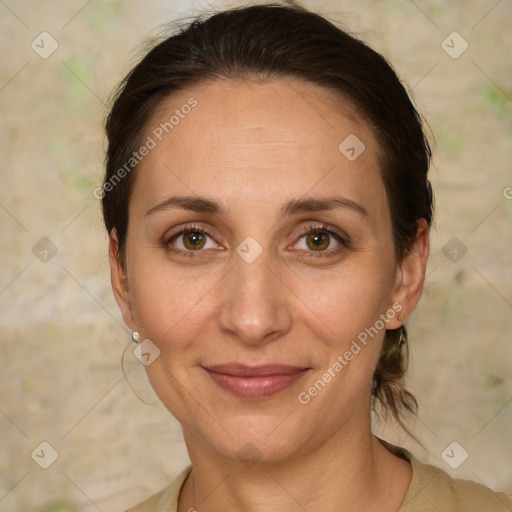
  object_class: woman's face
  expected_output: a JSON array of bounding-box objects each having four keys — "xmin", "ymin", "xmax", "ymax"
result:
[{"xmin": 111, "ymin": 78, "xmax": 427, "ymax": 464}]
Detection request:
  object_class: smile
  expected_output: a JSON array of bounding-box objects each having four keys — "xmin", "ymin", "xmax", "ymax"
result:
[{"xmin": 203, "ymin": 364, "xmax": 311, "ymax": 399}]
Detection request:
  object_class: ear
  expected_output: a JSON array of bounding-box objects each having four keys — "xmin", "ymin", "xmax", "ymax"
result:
[
  {"xmin": 109, "ymin": 229, "xmax": 136, "ymax": 331},
  {"xmin": 387, "ymin": 219, "xmax": 430, "ymax": 329}
]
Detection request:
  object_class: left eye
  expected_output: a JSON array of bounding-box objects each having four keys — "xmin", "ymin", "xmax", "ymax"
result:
[{"xmin": 295, "ymin": 229, "xmax": 341, "ymax": 252}]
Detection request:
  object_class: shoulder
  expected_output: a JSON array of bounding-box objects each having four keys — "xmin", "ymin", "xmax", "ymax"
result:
[
  {"xmin": 124, "ymin": 465, "xmax": 192, "ymax": 512},
  {"xmin": 401, "ymin": 453, "xmax": 512, "ymax": 512}
]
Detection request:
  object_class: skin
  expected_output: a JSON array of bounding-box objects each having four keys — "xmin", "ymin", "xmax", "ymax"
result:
[{"xmin": 110, "ymin": 78, "xmax": 430, "ymax": 512}]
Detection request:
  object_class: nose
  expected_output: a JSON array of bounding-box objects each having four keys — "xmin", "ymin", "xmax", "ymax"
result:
[{"xmin": 217, "ymin": 245, "xmax": 293, "ymax": 347}]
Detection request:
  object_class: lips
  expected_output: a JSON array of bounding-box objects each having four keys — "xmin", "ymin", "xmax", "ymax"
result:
[{"xmin": 203, "ymin": 364, "xmax": 310, "ymax": 399}]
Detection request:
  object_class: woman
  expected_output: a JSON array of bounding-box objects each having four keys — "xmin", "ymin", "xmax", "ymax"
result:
[{"xmin": 101, "ymin": 3, "xmax": 512, "ymax": 511}]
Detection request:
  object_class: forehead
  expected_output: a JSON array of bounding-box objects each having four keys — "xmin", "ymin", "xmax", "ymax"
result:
[{"xmin": 134, "ymin": 78, "xmax": 388, "ymax": 221}]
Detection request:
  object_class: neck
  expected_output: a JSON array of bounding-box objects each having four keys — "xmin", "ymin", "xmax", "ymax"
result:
[{"xmin": 178, "ymin": 419, "xmax": 411, "ymax": 512}]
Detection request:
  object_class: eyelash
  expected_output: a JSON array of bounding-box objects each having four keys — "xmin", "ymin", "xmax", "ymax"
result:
[{"xmin": 163, "ymin": 223, "xmax": 350, "ymax": 259}]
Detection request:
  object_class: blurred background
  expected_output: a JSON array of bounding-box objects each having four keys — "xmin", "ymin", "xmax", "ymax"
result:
[{"xmin": 0, "ymin": 0, "xmax": 511, "ymax": 510}]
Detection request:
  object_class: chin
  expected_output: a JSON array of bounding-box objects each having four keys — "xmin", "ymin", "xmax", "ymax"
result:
[
  {"xmin": 209, "ymin": 409, "xmax": 316, "ymax": 464},
  {"xmin": 220, "ymin": 428, "xmax": 304, "ymax": 466},
  {"xmin": 172, "ymin": 399, "xmax": 307, "ymax": 464}
]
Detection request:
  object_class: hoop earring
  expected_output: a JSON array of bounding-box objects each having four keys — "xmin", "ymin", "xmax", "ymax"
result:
[
  {"xmin": 398, "ymin": 327, "xmax": 406, "ymax": 347},
  {"xmin": 121, "ymin": 331, "xmax": 159, "ymax": 405}
]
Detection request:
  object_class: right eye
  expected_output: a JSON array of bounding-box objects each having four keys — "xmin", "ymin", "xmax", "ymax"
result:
[{"xmin": 164, "ymin": 224, "xmax": 222, "ymax": 258}]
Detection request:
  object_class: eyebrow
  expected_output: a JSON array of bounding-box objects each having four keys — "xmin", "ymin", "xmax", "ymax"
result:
[{"xmin": 145, "ymin": 194, "xmax": 369, "ymax": 220}]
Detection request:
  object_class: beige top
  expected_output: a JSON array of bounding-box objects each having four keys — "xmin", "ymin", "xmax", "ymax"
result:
[{"xmin": 125, "ymin": 451, "xmax": 512, "ymax": 512}]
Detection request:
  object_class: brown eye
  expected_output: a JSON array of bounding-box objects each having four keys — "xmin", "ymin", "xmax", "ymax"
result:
[
  {"xmin": 293, "ymin": 226, "xmax": 346, "ymax": 256},
  {"xmin": 305, "ymin": 231, "xmax": 330, "ymax": 251},
  {"xmin": 168, "ymin": 228, "xmax": 217, "ymax": 253},
  {"xmin": 182, "ymin": 231, "xmax": 207, "ymax": 250}
]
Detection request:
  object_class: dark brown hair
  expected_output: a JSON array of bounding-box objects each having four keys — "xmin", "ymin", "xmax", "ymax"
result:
[{"xmin": 102, "ymin": 2, "xmax": 433, "ymax": 432}]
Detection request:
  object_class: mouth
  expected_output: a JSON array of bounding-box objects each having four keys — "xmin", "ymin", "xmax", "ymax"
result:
[{"xmin": 202, "ymin": 363, "xmax": 311, "ymax": 399}]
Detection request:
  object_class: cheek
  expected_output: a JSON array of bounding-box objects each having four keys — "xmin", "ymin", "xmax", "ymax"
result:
[
  {"xmin": 124, "ymin": 240, "xmax": 397, "ymax": 435},
  {"xmin": 292, "ymin": 268, "xmax": 393, "ymax": 416},
  {"xmin": 288, "ymin": 257, "xmax": 397, "ymax": 405},
  {"xmin": 288, "ymin": 258, "xmax": 396, "ymax": 345},
  {"xmin": 126, "ymin": 253, "xmax": 219, "ymax": 420},
  {"xmin": 127, "ymin": 240, "xmax": 397, "ymax": 348},
  {"xmin": 128, "ymin": 257, "xmax": 217, "ymax": 351}
]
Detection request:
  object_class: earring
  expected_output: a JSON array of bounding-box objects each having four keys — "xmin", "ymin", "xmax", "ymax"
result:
[
  {"xmin": 398, "ymin": 327, "xmax": 406, "ymax": 347},
  {"xmin": 122, "ymin": 332, "xmax": 159, "ymax": 405},
  {"xmin": 397, "ymin": 312, "xmax": 404, "ymax": 322}
]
